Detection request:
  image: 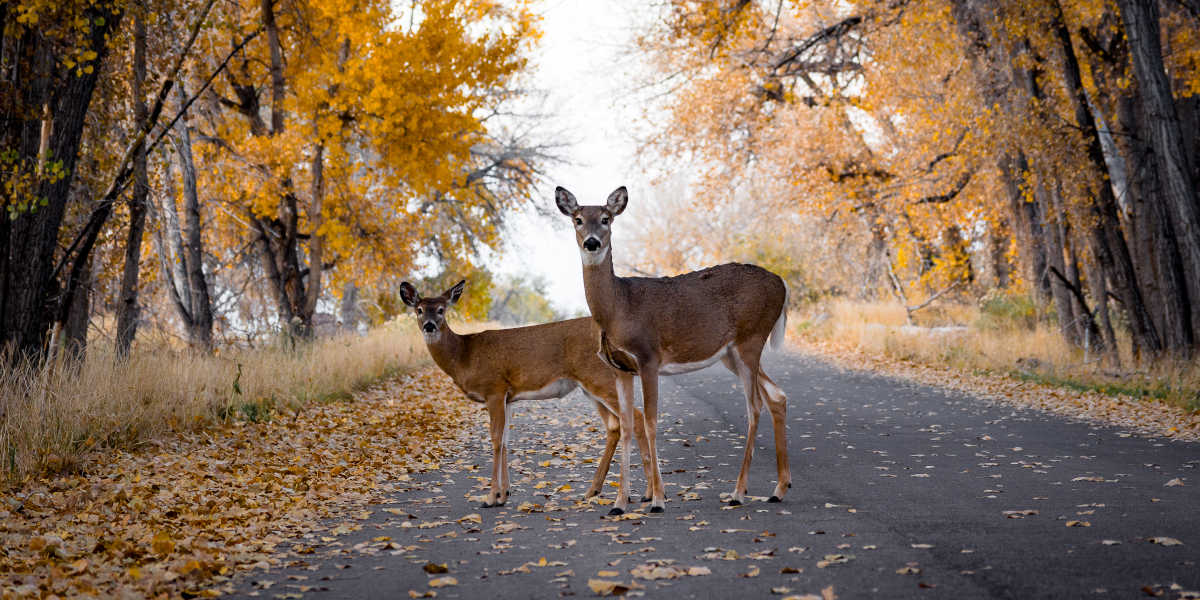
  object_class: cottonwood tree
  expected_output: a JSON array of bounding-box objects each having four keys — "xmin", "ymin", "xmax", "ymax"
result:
[{"xmin": 633, "ymin": 0, "xmax": 1200, "ymax": 363}]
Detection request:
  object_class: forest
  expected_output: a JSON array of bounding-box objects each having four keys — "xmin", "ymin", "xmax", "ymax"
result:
[
  {"xmin": 628, "ymin": 0, "xmax": 1200, "ymax": 369},
  {"xmin": 1, "ymin": 0, "xmax": 550, "ymax": 363}
]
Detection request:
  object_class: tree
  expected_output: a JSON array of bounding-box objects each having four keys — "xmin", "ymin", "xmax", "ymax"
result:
[
  {"xmin": 632, "ymin": 0, "xmax": 1200, "ymax": 363},
  {"xmin": 195, "ymin": 0, "xmax": 540, "ymax": 338}
]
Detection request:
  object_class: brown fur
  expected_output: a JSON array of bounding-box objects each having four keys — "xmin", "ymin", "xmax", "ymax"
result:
[
  {"xmin": 400, "ymin": 281, "xmax": 652, "ymax": 508},
  {"xmin": 557, "ymin": 186, "xmax": 791, "ymax": 513}
]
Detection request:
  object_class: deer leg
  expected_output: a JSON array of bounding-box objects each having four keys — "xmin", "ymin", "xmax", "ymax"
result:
[
  {"xmin": 729, "ymin": 345, "xmax": 765, "ymax": 505},
  {"xmin": 639, "ymin": 364, "xmax": 666, "ymax": 513},
  {"xmin": 499, "ymin": 399, "xmax": 513, "ymax": 505},
  {"xmin": 633, "ymin": 408, "xmax": 655, "ymax": 503},
  {"xmin": 483, "ymin": 397, "xmax": 507, "ymax": 508},
  {"xmin": 588, "ymin": 391, "xmax": 654, "ymax": 502},
  {"xmin": 610, "ymin": 373, "xmax": 636, "ymax": 516},
  {"xmin": 759, "ymin": 369, "xmax": 791, "ymax": 501},
  {"xmin": 585, "ymin": 398, "xmax": 621, "ymax": 499}
]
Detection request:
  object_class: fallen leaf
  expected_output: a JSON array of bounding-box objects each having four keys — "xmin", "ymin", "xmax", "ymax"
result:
[
  {"xmin": 816, "ymin": 554, "xmax": 853, "ymax": 568},
  {"xmin": 1147, "ymin": 537, "xmax": 1183, "ymax": 546},
  {"xmin": 428, "ymin": 576, "xmax": 457, "ymax": 588},
  {"xmin": 422, "ymin": 563, "xmax": 448, "ymax": 574},
  {"xmin": 588, "ymin": 579, "xmax": 633, "ymax": 596}
]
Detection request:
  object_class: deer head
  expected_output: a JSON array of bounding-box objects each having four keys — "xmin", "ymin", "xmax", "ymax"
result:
[
  {"xmin": 555, "ymin": 186, "xmax": 628, "ymax": 266},
  {"xmin": 400, "ymin": 279, "xmax": 465, "ymax": 343}
]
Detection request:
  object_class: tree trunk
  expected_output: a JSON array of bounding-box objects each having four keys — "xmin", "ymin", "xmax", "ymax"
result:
[
  {"xmin": 174, "ymin": 84, "xmax": 214, "ymax": 351},
  {"xmin": 116, "ymin": 7, "xmax": 150, "ymax": 358},
  {"xmin": 1116, "ymin": 0, "xmax": 1200, "ymax": 352},
  {"xmin": 1049, "ymin": 0, "xmax": 1162, "ymax": 358},
  {"xmin": 1041, "ymin": 189, "xmax": 1083, "ymax": 345},
  {"xmin": 340, "ymin": 282, "xmax": 361, "ymax": 332},
  {"xmin": 303, "ymin": 142, "xmax": 325, "ymax": 327},
  {"xmin": 948, "ymin": 0, "xmax": 1051, "ymax": 311},
  {"xmin": 62, "ymin": 257, "xmax": 91, "ymax": 362},
  {"xmin": 0, "ymin": 7, "xmax": 122, "ymax": 363}
]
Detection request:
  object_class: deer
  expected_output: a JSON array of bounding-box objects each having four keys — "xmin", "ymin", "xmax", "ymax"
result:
[
  {"xmin": 555, "ymin": 185, "xmax": 790, "ymax": 516},
  {"xmin": 399, "ymin": 280, "xmax": 654, "ymax": 509}
]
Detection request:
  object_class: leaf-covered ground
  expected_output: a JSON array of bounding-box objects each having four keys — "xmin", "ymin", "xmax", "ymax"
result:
[{"xmin": 0, "ymin": 369, "xmax": 478, "ymax": 599}]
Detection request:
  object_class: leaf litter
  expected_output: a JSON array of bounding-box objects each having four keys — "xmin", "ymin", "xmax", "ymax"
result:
[{"xmin": 0, "ymin": 369, "xmax": 477, "ymax": 598}]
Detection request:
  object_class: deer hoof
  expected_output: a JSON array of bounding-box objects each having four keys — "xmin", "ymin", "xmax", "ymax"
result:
[
  {"xmin": 640, "ymin": 496, "xmax": 650, "ymax": 503},
  {"xmin": 768, "ymin": 495, "xmax": 781, "ymax": 503},
  {"xmin": 480, "ymin": 501, "xmax": 493, "ymax": 508},
  {"xmin": 728, "ymin": 499, "xmax": 742, "ymax": 507},
  {"xmin": 607, "ymin": 508, "xmax": 624, "ymax": 516},
  {"xmin": 649, "ymin": 506, "xmax": 664, "ymax": 513}
]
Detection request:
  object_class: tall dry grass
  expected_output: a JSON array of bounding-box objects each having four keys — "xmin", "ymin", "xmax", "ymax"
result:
[
  {"xmin": 797, "ymin": 298, "xmax": 1200, "ymax": 411},
  {"xmin": 0, "ymin": 320, "xmax": 428, "ymax": 486}
]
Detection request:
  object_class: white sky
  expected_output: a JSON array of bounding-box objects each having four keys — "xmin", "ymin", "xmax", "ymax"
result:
[{"xmin": 492, "ymin": 1, "xmax": 653, "ymax": 315}]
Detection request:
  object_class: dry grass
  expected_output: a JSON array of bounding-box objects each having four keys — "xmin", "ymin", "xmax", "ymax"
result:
[
  {"xmin": 0, "ymin": 320, "xmax": 429, "ymax": 486},
  {"xmin": 797, "ymin": 299, "xmax": 1200, "ymax": 412}
]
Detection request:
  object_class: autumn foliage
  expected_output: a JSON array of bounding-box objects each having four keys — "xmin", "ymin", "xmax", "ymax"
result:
[{"xmin": 631, "ymin": 0, "xmax": 1200, "ymax": 364}]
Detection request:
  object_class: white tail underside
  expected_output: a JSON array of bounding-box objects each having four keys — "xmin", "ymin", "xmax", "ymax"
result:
[{"xmin": 768, "ymin": 281, "xmax": 789, "ymax": 351}]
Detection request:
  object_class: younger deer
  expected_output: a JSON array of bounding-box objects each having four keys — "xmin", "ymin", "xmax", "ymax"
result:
[
  {"xmin": 556, "ymin": 186, "xmax": 790, "ymax": 515},
  {"xmin": 400, "ymin": 280, "xmax": 651, "ymax": 508}
]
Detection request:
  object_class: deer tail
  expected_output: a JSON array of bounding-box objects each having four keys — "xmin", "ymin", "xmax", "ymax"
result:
[{"xmin": 769, "ymin": 280, "xmax": 789, "ymax": 351}]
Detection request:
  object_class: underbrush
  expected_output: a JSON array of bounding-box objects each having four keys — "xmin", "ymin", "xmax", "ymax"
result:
[
  {"xmin": 795, "ymin": 297, "xmax": 1200, "ymax": 413},
  {"xmin": 0, "ymin": 320, "xmax": 428, "ymax": 486}
]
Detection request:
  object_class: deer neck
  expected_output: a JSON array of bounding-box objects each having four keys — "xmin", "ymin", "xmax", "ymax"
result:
[
  {"xmin": 581, "ymin": 250, "xmax": 624, "ymax": 330},
  {"xmin": 425, "ymin": 326, "xmax": 468, "ymax": 379}
]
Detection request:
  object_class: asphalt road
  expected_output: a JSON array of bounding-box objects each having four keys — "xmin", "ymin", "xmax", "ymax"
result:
[{"xmin": 234, "ymin": 350, "xmax": 1199, "ymax": 599}]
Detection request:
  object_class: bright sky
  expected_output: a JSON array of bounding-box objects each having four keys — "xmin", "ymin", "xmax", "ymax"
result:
[{"xmin": 492, "ymin": 1, "xmax": 652, "ymax": 315}]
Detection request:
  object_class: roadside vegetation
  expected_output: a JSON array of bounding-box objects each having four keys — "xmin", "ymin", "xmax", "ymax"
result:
[
  {"xmin": 0, "ymin": 323, "xmax": 427, "ymax": 487},
  {"xmin": 792, "ymin": 297, "xmax": 1200, "ymax": 414}
]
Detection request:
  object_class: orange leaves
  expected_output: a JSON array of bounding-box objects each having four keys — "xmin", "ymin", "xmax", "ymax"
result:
[{"xmin": 0, "ymin": 368, "xmax": 477, "ymax": 598}]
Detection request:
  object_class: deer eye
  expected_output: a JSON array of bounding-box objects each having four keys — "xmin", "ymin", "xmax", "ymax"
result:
[
  {"xmin": 601, "ymin": 216, "xmax": 609, "ymax": 225},
  {"xmin": 437, "ymin": 307, "xmax": 444, "ymax": 315},
  {"xmin": 416, "ymin": 307, "xmax": 423, "ymax": 315},
  {"xmin": 574, "ymin": 217, "xmax": 583, "ymax": 226}
]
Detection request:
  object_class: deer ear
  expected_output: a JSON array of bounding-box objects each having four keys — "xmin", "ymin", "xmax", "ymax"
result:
[
  {"xmin": 555, "ymin": 186, "xmax": 578, "ymax": 216},
  {"xmin": 606, "ymin": 186, "xmax": 628, "ymax": 215},
  {"xmin": 399, "ymin": 282, "xmax": 420, "ymax": 307},
  {"xmin": 445, "ymin": 279, "xmax": 466, "ymax": 305}
]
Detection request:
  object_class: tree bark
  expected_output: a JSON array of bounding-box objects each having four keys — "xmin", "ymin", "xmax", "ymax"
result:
[
  {"xmin": 1048, "ymin": 0, "xmax": 1162, "ymax": 358},
  {"xmin": 303, "ymin": 142, "xmax": 325, "ymax": 325},
  {"xmin": 116, "ymin": 6, "xmax": 150, "ymax": 358},
  {"xmin": 174, "ymin": 84, "xmax": 214, "ymax": 351},
  {"xmin": 0, "ymin": 6, "xmax": 122, "ymax": 362},
  {"xmin": 1116, "ymin": 0, "xmax": 1200, "ymax": 351}
]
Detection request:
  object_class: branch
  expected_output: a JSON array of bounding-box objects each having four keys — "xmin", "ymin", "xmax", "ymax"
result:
[
  {"xmin": 906, "ymin": 279, "xmax": 962, "ymax": 314},
  {"xmin": 913, "ymin": 171, "xmax": 973, "ymax": 204},
  {"xmin": 53, "ymin": 0, "xmax": 219, "ymax": 326},
  {"xmin": 770, "ymin": 16, "xmax": 863, "ymax": 72}
]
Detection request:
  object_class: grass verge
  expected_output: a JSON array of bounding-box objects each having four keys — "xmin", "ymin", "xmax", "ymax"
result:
[
  {"xmin": 0, "ymin": 320, "xmax": 428, "ymax": 487},
  {"xmin": 794, "ymin": 299, "xmax": 1200, "ymax": 434}
]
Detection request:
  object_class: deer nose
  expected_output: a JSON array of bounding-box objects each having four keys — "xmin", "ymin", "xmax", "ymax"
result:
[
  {"xmin": 583, "ymin": 237, "xmax": 601, "ymax": 252},
  {"xmin": 423, "ymin": 322, "xmax": 436, "ymax": 333}
]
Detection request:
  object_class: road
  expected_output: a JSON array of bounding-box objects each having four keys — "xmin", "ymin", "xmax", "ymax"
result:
[{"xmin": 234, "ymin": 350, "xmax": 1199, "ymax": 599}]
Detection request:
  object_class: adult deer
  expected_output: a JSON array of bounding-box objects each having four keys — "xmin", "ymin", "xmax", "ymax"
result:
[
  {"xmin": 399, "ymin": 280, "xmax": 653, "ymax": 508},
  {"xmin": 556, "ymin": 186, "xmax": 790, "ymax": 515}
]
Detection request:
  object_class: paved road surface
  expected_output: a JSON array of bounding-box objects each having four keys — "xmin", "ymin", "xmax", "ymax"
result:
[{"xmin": 234, "ymin": 351, "xmax": 1199, "ymax": 599}]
